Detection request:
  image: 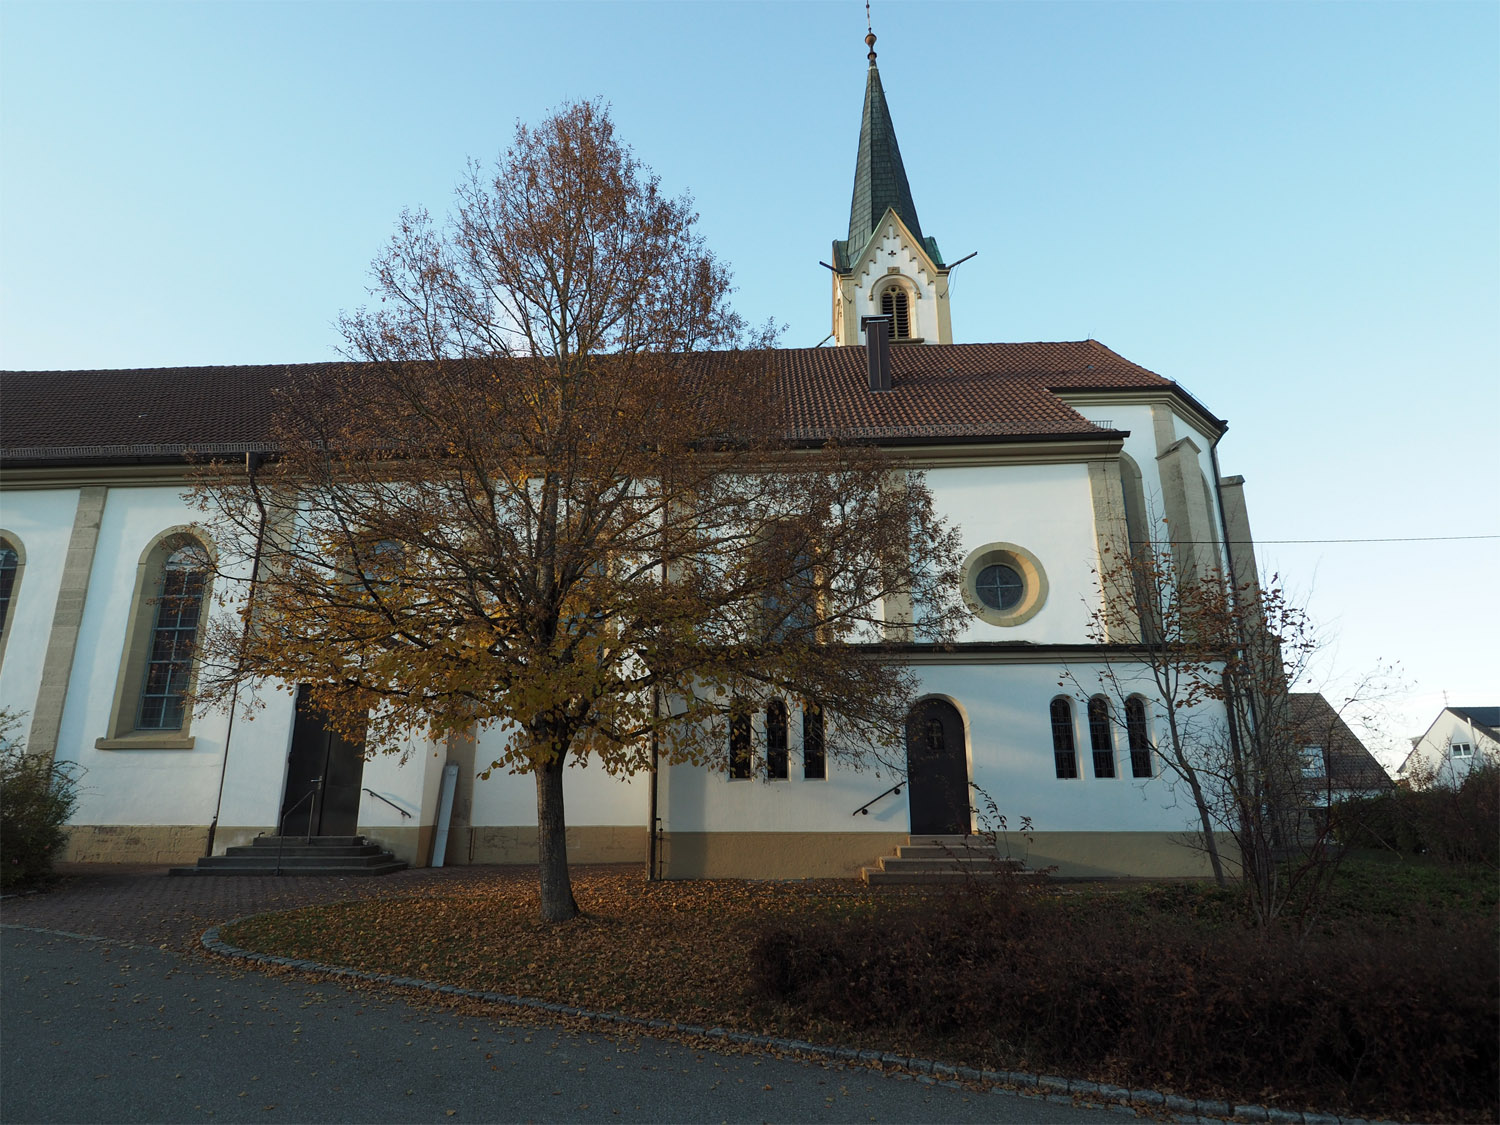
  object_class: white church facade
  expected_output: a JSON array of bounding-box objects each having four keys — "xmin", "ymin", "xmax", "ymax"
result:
[{"xmin": 0, "ymin": 39, "xmax": 1259, "ymax": 880}]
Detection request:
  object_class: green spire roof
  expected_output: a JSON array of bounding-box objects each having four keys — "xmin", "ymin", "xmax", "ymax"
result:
[{"xmin": 835, "ymin": 51, "xmax": 944, "ymax": 271}]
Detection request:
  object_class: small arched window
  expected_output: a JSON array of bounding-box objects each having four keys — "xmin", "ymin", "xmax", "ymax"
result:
[
  {"xmin": 728, "ymin": 700, "xmax": 752, "ymax": 780},
  {"xmin": 802, "ymin": 700, "xmax": 826, "ymax": 780},
  {"xmin": 1050, "ymin": 698, "xmax": 1078, "ymax": 779},
  {"xmin": 1088, "ymin": 696, "xmax": 1116, "ymax": 778},
  {"xmin": 1125, "ymin": 697, "xmax": 1153, "ymax": 778},
  {"xmin": 765, "ymin": 699, "xmax": 789, "ymax": 780},
  {"xmin": 880, "ymin": 287, "xmax": 911, "ymax": 339}
]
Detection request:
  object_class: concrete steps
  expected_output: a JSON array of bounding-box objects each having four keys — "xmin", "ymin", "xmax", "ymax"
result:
[
  {"xmin": 861, "ymin": 835, "xmax": 1036, "ymax": 887},
  {"xmin": 169, "ymin": 835, "xmax": 408, "ymax": 877}
]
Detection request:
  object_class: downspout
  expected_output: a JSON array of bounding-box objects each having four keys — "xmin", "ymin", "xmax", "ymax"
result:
[
  {"xmin": 203, "ymin": 451, "xmax": 268, "ymax": 858},
  {"xmin": 1209, "ymin": 436, "xmax": 1259, "ymax": 738},
  {"xmin": 647, "ymin": 685, "xmax": 660, "ymax": 882}
]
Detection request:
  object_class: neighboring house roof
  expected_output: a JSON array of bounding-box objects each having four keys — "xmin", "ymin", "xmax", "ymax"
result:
[
  {"xmin": 834, "ymin": 51, "xmax": 938, "ymax": 271},
  {"xmin": 0, "ymin": 340, "xmax": 1212, "ymax": 467},
  {"xmin": 1448, "ymin": 706, "xmax": 1500, "ymax": 741},
  {"xmin": 1288, "ymin": 692, "xmax": 1394, "ymax": 791},
  {"xmin": 1397, "ymin": 705, "xmax": 1500, "ymax": 776}
]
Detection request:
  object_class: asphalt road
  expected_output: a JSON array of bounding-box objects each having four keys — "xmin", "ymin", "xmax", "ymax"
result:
[{"xmin": 2, "ymin": 926, "xmax": 1141, "ymax": 1124}]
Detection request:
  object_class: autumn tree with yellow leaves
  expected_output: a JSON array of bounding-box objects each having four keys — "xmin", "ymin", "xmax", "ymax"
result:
[{"xmin": 192, "ymin": 101, "xmax": 965, "ymax": 921}]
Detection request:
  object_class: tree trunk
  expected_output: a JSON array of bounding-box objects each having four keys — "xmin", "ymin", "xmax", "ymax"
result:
[
  {"xmin": 534, "ymin": 754, "xmax": 578, "ymax": 922},
  {"xmin": 1166, "ymin": 710, "xmax": 1228, "ymax": 885}
]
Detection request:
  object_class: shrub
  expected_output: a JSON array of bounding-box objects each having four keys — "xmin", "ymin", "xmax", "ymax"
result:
[
  {"xmin": 0, "ymin": 715, "xmax": 80, "ymax": 889},
  {"xmin": 752, "ymin": 889, "xmax": 1498, "ymax": 1120},
  {"xmin": 1337, "ymin": 766, "xmax": 1500, "ymax": 868}
]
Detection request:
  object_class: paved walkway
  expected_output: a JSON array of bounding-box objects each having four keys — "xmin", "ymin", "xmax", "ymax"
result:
[{"xmin": 2, "ymin": 865, "xmax": 1141, "ymax": 1124}]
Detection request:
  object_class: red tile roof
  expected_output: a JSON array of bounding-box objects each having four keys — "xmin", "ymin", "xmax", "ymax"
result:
[{"xmin": 0, "ymin": 340, "xmax": 1206, "ymax": 464}]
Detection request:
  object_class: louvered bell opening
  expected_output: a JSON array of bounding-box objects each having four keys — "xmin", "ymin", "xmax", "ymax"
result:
[{"xmin": 880, "ymin": 289, "xmax": 910, "ymax": 339}]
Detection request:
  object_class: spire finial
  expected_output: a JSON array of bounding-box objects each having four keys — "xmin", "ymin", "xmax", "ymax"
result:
[{"xmin": 865, "ymin": 1, "xmax": 877, "ymax": 62}]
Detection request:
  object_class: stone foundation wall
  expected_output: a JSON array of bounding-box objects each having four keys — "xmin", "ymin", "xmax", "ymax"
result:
[{"xmin": 62, "ymin": 824, "xmax": 209, "ymax": 865}]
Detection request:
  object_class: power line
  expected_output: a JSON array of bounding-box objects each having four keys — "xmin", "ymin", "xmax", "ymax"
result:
[{"xmin": 1211, "ymin": 534, "xmax": 1498, "ymax": 545}]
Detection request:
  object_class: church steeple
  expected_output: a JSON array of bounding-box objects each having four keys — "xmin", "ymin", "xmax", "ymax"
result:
[
  {"xmin": 844, "ymin": 31, "xmax": 933, "ymax": 263},
  {"xmin": 830, "ymin": 25, "xmax": 953, "ymax": 347}
]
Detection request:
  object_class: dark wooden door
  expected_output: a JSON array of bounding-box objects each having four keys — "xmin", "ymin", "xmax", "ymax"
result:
[
  {"xmin": 280, "ymin": 685, "xmax": 368, "ymax": 837},
  {"xmin": 905, "ymin": 699, "xmax": 970, "ymax": 836}
]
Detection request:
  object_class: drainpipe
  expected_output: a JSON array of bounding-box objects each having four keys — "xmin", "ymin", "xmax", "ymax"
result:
[
  {"xmin": 204, "ymin": 451, "xmax": 267, "ymax": 858},
  {"xmin": 647, "ymin": 684, "xmax": 660, "ymax": 882}
]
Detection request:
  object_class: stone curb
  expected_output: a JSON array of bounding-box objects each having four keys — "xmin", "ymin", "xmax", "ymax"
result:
[{"xmin": 200, "ymin": 921, "xmax": 1392, "ymax": 1125}]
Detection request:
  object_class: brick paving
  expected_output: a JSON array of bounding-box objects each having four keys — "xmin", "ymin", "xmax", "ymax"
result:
[{"xmin": 0, "ymin": 863, "xmax": 567, "ymax": 954}]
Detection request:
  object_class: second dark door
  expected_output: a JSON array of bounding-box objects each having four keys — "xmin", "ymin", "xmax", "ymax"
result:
[{"xmin": 905, "ymin": 698, "xmax": 970, "ymax": 836}]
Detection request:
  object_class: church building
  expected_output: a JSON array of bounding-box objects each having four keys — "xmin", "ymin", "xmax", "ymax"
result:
[{"xmin": 0, "ymin": 33, "xmax": 1259, "ymax": 879}]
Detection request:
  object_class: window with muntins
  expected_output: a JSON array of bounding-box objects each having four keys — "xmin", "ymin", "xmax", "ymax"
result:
[
  {"xmin": 1088, "ymin": 696, "xmax": 1116, "ymax": 778},
  {"xmin": 880, "ymin": 288, "xmax": 911, "ymax": 339},
  {"xmin": 1452, "ymin": 742, "xmax": 1474, "ymax": 760},
  {"xmin": 136, "ymin": 545, "xmax": 208, "ymax": 730},
  {"xmin": 802, "ymin": 702, "xmax": 826, "ymax": 779},
  {"xmin": 766, "ymin": 700, "xmax": 789, "ymax": 780},
  {"xmin": 1051, "ymin": 698, "xmax": 1078, "ymax": 779},
  {"xmin": 0, "ymin": 539, "xmax": 18, "ymax": 632},
  {"xmin": 1125, "ymin": 697, "xmax": 1153, "ymax": 777}
]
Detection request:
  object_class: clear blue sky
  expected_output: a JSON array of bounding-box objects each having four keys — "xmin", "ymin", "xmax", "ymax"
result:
[{"xmin": 2, "ymin": 1, "xmax": 1496, "ymax": 765}]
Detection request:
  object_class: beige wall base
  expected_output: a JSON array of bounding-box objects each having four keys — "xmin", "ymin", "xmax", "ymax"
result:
[
  {"xmin": 62, "ymin": 824, "xmax": 210, "ymax": 865},
  {"xmin": 1019, "ymin": 831, "xmax": 1240, "ymax": 878},
  {"xmin": 662, "ymin": 832, "xmax": 907, "ymax": 879},
  {"xmin": 357, "ymin": 824, "xmax": 436, "ymax": 867},
  {"xmin": 432, "ymin": 825, "xmax": 648, "ymax": 867}
]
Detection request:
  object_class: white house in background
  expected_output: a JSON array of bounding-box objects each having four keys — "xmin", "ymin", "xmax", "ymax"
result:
[
  {"xmin": 0, "ymin": 32, "xmax": 1266, "ymax": 879},
  {"xmin": 1398, "ymin": 707, "xmax": 1500, "ymax": 788}
]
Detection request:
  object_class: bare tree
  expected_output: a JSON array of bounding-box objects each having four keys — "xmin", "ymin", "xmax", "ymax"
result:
[
  {"xmin": 191, "ymin": 101, "xmax": 965, "ymax": 921},
  {"xmin": 1072, "ymin": 515, "xmax": 1390, "ymax": 928}
]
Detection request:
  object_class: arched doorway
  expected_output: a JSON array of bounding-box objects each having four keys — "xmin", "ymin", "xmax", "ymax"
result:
[{"xmin": 905, "ymin": 698, "xmax": 970, "ymax": 836}]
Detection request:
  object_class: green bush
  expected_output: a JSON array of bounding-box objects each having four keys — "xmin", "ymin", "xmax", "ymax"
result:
[
  {"xmin": 1, "ymin": 716, "xmax": 80, "ymax": 890},
  {"xmin": 752, "ymin": 886, "xmax": 1498, "ymax": 1120},
  {"xmin": 1337, "ymin": 765, "xmax": 1500, "ymax": 868}
]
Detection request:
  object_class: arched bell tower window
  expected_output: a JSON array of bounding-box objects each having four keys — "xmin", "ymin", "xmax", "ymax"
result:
[{"xmin": 880, "ymin": 286, "xmax": 911, "ymax": 339}]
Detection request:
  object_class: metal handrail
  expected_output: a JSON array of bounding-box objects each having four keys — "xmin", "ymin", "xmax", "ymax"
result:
[
  {"xmin": 362, "ymin": 788, "xmax": 413, "ymax": 819},
  {"xmin": 275, "ymin": 783, "xmax": 319, "ymax": 876},
  {"xmin": 851, "ymin": 782, "xmax": 903, "ymax": 817}
]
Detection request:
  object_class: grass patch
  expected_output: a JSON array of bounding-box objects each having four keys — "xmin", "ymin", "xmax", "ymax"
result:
[{"xmin": 218, "ymin": 858, "xmax": 1497, "ymax": 1122}]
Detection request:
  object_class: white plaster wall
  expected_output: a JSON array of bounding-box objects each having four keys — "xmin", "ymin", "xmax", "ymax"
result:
[
  {"xmin": 214, "ymin": 681, "xmax": 298, "ymax": 829},
  {"xmin": 928, "ymin": 462, "xmax": 1100, "ymax": 644},
  {"xmin": 1402, "ymin": 710, "xmax": 1500, "ymax": 786},
  {"xmin": 0, "ymin": 488, "xmax": 80, "ymax": 725},
  {"xmin": 661, "ymin": 661, "xmax": 1228, "ymax": 840},
  {"xmin": 53, "ymin": 487, "xmax": 233, "ymax": 825},
  {"xmin": 357, "ymin": 729, "xmax": 444, "ymax": 827},
  {"xmin": 660, "ymin": 702, "xmax": 902, "ymax": 835},
  {"xmin": 850, "ymin": 226, "xmax": 941, "ymax": 341},
  {"xmin": 467, "ymin": 724, "xmax": 648, "ymax": 827}
]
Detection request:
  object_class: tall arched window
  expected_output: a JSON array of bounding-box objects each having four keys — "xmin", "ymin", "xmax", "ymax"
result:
[
  {"xmin": 98, "ymin": 530, "xmax": 213, "ymax": 748},
  {"xmin": 1125, "ymin": 697, "xmax": 1153, "ymax": 778},
  {"xmin": 880, "ymin": 287, "xmax": 911, "ymax": 339},
  {"xmin": 137, "ymin": 544, "xmax": 210, "ymax": 730},
  {"xmin": 1088, "ymin": 696, "xmax": 1116, "ymax": 778},
  {"xmin": 0, "ymin": 534, "xmax": 23, "ymax": 668},
  {"xmin": 802, "ymin": 701, "xmax": 825, "ymax": 780},
  {"xmin": 728, "ymin": 700, "xmax": 752, "ymax": 780},
  {"xmin": 765, "ymin": 699, "xmax": 789, "ymax": 780},
  {"xmin": 1050, "ymin": 698, "xmax": 1078, "ymax": 779}
]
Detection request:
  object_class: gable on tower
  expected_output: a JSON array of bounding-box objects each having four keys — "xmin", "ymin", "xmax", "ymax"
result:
[{"xmin": 830, "ymin": 29, "xmax": 953, "ymax": 347}]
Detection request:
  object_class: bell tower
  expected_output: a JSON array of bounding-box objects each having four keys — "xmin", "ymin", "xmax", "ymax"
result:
[{"xmin": 830, "ymin": 26, "xmax": 952, "ymax": 346}]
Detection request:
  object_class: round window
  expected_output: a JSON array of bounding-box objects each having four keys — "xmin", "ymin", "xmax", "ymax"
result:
[
  {"xmin": 974, "ymin": 563, "xmax": 1023, "ymax": 610},
  {"xmin": 960, "ymin": 542, "xmax": 1048, "ymax": 627}
]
